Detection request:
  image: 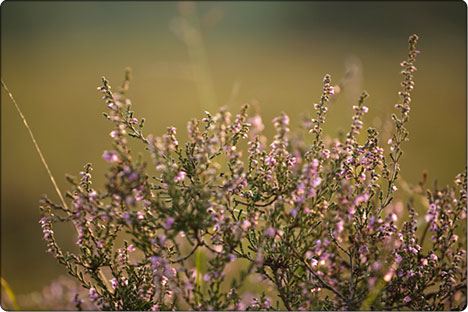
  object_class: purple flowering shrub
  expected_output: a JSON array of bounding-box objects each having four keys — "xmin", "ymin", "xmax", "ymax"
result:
[
  {"xmin": 39, "ymin": 34, "xmax": 467, "ymax": 310},
  {"xmin": 16, "ymin": 276, "xmax": 98, "ymax": 311}
]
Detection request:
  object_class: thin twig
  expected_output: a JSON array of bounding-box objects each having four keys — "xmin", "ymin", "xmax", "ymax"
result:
[
  {"xmin": 419, "ymin": 220, "xmax": 430, "ymax": 247},
  {"xmin": 273, "ymin": 269, "xmax": 292, "ymax": 311},
  {"xmin": 286, "ymin": 241, "xmax": 346, "ymax": 301},
  {"xmin": 233, "ymin": 195, "xmax": 277, "ymax": 208},
  {"xmin": 348, "ymin": 248, "xmax": 355, "ymax": 305},
  {"xmin": 171, "ymin": 241, "xmax": 203, "ymax": 263},
  {"xmin": 328, "ymin": 228, "xmax": 350, "ymax": 257}
]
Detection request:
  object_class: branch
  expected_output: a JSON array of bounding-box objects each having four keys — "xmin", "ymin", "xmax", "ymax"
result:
[
  {"xmin": 171, "ymin": 241, "xmax": 203, "ymax": 263},
  {"xmin": 286, "ymin": 241, "xmax": 346, "ymax": 301},
  {"xmin": 233, "ymin": 195, "xmax": 277, "ymax": 208},
  {"xmin": 273, "ymin": 269, "xmax": 292, "ymax": 311}
]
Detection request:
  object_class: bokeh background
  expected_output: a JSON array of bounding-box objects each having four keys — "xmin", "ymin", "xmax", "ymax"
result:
[{"xmin": 1, "ymin": 0, "xmax": 466, "ymax": 303}]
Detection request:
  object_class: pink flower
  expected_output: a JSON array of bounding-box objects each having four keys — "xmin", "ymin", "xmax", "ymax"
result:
[
  {"xmin": 383, "ymin": 267, "xmax": 395, "ymax": 282},
  {"xmin": 354, "ymin": 193, "xmax": 370, "ymax": 206},
  {"xmin": 174, "ymin": 171, "xmax": 186, "ymax": 182},
  {"xmin": 241, "ymin": 220, "xmax": 251, "ymax": 231},
  {"xmin": 248, "ymin": 115, "xmax": 265, "ymax": 133},
  {"xmin": 136, "ymin": 211, "xmax": 144, "ymax": 220},
  {"xmin": 311, "ymin": 259, "xmax": 318, "ymax": 267},
  {"xmin": 135, "ymin": 192, "xmax": 144, "ymax": 201}
]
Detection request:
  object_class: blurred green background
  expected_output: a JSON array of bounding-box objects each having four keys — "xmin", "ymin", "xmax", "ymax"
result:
[{"xmin": 1, "ymin": 0, "xmax": 466, "ymax": 297}]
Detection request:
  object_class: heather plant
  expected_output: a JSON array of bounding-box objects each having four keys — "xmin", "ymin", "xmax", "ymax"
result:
[{"xmin": 38, "ymin": 34, "xmax": 467, "ymax": 310}]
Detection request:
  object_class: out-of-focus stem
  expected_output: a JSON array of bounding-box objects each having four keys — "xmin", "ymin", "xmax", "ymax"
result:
[{"xmin": 175, "ymin": 2, "xmax": 217, "ymax": 112}]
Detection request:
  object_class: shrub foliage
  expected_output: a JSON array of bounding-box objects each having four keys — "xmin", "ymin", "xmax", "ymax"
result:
[{"xmin": 40, "ymin": 34, "xmax": 467, "ymax": 310}]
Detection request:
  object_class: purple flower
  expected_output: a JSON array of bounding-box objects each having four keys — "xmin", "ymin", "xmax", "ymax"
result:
[
  {"xmin": 164, "ymin": 217, "xmax": 175, "ymax": 230},
  {"xmin": 403, "ymin": 296, "xmax": 411, "ymax": 303},
  {"xmin": 89, "ymin": 287, "xmax": 98, "ymax": 301},
  {"xmin": 43, "ymin": 229, "xmax": 53, "ymax": 239},
  {"xmin": 102, "ymin": 150, "xmax": 120, "ymax": 163},
  {"xmin": 134, "ymin": 192, "xmax": 144, "ymax": 201},
  {"xmin": 395, "ymin": 254, "xmax": 403, "ymax": 263},
  {"xmin": 158, "ymin": 234, "xmax": 166, "ymax": 246},
  {"xmin": 128, "ymin": 172, "xmax": 139, "ymax": 181},
  {"xmin": 265, "ymin": 227, "xmax": 276, "ymax": 238},
  {"xmin": 122, "ymin": 212, "xmax": 131, "ymax": 224},
  {"xmin": 150, "ymin": 256, "xmax": 161, "ymax": 266},
  {"xmin": 311, "ymin": 177, "xmax": 322, "ymax": 188},
  {"xmin": 408, "ymin": 246, "xmax": 418, "ymax": 254},
  {"xmin": 126, "ymin": 196, "xmax": 135, "ymax": 206}
]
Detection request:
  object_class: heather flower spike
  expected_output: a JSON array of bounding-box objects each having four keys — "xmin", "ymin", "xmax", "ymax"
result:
[{"xmin": 39, "ymin": 34, "xmax": 466, "ymax": 311}]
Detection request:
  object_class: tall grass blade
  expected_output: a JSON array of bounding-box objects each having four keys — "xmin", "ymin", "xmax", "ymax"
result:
[
  {"xmin": 1, "ymin": 277, "xmax": 20, "ymax": 310},
  {"xmin": 1, "ymin": 79, "xmax": 68, "ymax": 210}
]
